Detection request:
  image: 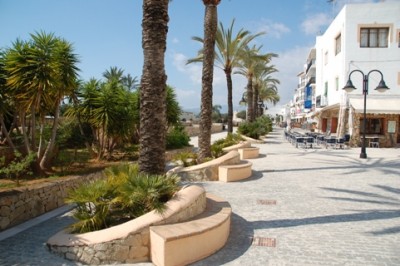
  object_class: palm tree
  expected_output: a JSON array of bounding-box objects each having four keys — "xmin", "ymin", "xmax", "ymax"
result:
[
  {"xmin": 122, "ymin": 73, "xmax": 138, "ymax": 91},
  {"xmin": 188, "ymin": 19, "xmax": 263, "ymax": 133},
  {"xmin": 40, "ymin": 38, "xmax": 79, "ymax": 169},
  {"xmin": 253, "ymin": 63, "xmax": 279, "ymax": 117},
  {"xmin": 139, "ymin": 0, "xmax": 170, "ymax": 174},
  {"xmin": 235, "ymin": 45, "xmax": 277, "ymax": 122},
  {"xmin": 197, "ymin": 0, "xmax": 221, "ymax": 162},
  {"xmin": 0, "ymin": 49, "xmax": 16, "ymax": 150},
  {"xmin": 103, "ymin": 66, "xmax": 124, "ymax": 84},
  {"xmin": 212, "ymin": 104, "xmax": 222, "ymax": 122},
  {"xmin": 4, "ymin": 32, "xmax": 80, "ymax": 172}
]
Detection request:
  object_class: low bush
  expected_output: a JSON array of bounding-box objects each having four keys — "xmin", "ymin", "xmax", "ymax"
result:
[
  {"xmin": 238, "ymin": 116, "xmax": 273, "ymax": 139},
  {"xmin": 166, "ymin": 124, "xmax": 191, "ymax": 150},
  {"xmin": 66, "ymin": 163, "xmax": 180, "ymax": 233}
]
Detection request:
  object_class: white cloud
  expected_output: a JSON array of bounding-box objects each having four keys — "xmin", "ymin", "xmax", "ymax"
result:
[
  {"xmin": 257, "ymin": 20, "xmax": 291, "ymax": 39},
  {"xmin": 301, "ymin": 13, "xmax": 331, "ymax": 35},
  {"xmin": 172, "ymin": 37, "xmax": 179, "ymax": 44},
  {"xmin": 172, "ymin": 52, "xmax": 202, "ymax": 84}
]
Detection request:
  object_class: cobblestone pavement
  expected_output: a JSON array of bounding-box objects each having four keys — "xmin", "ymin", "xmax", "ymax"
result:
[{"xmin": 1, "ymin": 128, "xmax": 399, "ymax": 266}]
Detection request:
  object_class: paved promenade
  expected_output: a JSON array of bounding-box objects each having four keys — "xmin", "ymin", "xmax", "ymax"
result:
[{"xmin": 1, "ymin": 127, "xmax": 399, "ymax": 265}]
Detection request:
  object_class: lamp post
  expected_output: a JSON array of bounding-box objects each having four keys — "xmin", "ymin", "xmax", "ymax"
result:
[{"xmin": 342, "ymin": 69, "xmax": 389, "ymax": 159}]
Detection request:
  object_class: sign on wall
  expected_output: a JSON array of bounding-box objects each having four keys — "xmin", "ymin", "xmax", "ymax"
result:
[{"xmin": 388, "ymin": 120, "xmax": 396, "ymax": 133}]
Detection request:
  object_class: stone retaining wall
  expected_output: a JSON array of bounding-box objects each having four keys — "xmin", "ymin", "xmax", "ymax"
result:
[
  {"xmin": 47, "ymin": 185, "xmax": 206, "ymax": 265},
  {"xmin": 184, "ymin": 123, "xmax": 224, "ymax": 137},
  {"xmin": 0, "ymin": 172, "xmax": 104, "ymax": 231}
]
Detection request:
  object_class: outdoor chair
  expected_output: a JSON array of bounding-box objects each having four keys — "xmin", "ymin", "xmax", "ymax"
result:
[
  {"xmin": 325, "ymin": 137, "xmax": 337, "ymax": 149},
  {"xmin": 295, "ymin": 137, "xmax": 305, "ymax": 148},
  {"xmin": 305, "ymin": 137, "xmax": 315, "ymax": 149},
  {"xmin": 335, "ymin": 138, "xmax": 346, "ymax": 149},
  {"xmin": 369, "ymin": 138, "xmax": 380, "ymax": 148}
]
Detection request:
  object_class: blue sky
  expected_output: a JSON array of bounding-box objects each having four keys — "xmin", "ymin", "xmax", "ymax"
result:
[{"xmin": 0, "ymin": 0, "xmax": 385, "ymax": 115}]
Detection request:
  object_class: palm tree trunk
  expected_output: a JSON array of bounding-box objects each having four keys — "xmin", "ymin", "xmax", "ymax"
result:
[
  {"xmin": 198, "ymin": 1, "xmax": 219, "ymax": 161},
  {"xmin": 139, "ymin": 0, "xmax": 169, "ymax": 175},
  {"xmin": 246, "ymin": 78, "xmax": 254, "ymax": 122},
  {"xmin": 37, "ymin": 116, "xmax": 45, "ymax": 161},
  {"xmin": 226, "ymin": 70, "xmax": 233, "ymax": 133},
  {"xmin": 77, "ymin": 114, "xmax": 96, "ymax": 158},
  {"xmin": 30, "ymin": 104, "xmax": 36, "ymax": 151},
  {"xmin": 40, "ymin": 100, "xmax": 60, "ymax": 170},
  {"xmin": 20, "ymin": 111, "xmax": 32, "ymax": 154},
  {"xmin": 253, "ymin": 84, "xmax": 259, "ymax": 118}
]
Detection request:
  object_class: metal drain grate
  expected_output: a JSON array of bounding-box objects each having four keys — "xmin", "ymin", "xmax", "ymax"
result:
[
  {"xmin": 257, "ymin": 199, "xmax": 277, "ymax": 205},
  {"xmin": 251, "ymin": 237, "xmax": 276, "ymax": 247}
]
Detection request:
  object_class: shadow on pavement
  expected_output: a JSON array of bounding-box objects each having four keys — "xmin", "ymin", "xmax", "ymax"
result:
[{"xmin": 191, "ymin": 213, "xmax": 253, "ymax": 266}]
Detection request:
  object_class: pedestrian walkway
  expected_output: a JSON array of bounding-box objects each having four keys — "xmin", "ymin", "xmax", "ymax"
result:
[{"xmin": 1, "ymin": 127, "xmax": 399, "ymax": 265}]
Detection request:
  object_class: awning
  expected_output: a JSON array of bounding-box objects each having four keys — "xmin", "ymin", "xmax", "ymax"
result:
[{"xmin": 349, "ymin": 97, "xmax": 400, "ymax": 114}]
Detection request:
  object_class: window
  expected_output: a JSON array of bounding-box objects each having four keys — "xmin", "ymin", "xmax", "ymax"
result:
[
  {"xmin": 324, "ymin": 51, "xmax": 328, "ymax": 65},
  {"xmin": 360, "ymin": 28, "xmax": 388, "ymax": 48},
  {"xmin": 335, "ymin": 34, "xmax": 341, "ymax": 55},
  {"xmin": 324, "ymin": 82, "xmax": 328, "ymax": 97},
  {"xmin": 335, "ymin": 77, "xmax": 339, "ymax": 91},
  {"xmin": 360, "ymin": 118, "xmax": 384, "ymax": 134}
]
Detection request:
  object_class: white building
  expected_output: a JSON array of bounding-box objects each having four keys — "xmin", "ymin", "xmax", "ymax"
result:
[{"xmin": 305, "ymin": 1, "xmax": 400, "ymax": 147}]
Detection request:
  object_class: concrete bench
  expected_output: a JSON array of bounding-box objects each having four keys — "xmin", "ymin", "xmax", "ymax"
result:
[
  {"xmin": 222, "ymin": 141, "xmax": 252, "ymax": 152},
  {"xmin": 218, "ymin": 160, "xmax": 252, "ymax": 182},
  {"xmin": 167, "ymin": 150, "xmax": 241, "ymax": 182},
  {"xmin": 150, "ymin": 194, "xmax": 231, "ymax": 266},
  {"xmin": 46, "ymin": 185, "xmax": 207, "ymax": 265},
  {"xmin": 238, "ymin": 147, "xmax": 260, "ymax": 159}
]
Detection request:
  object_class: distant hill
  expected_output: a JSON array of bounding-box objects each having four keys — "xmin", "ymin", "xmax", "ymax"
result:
[{"xmin": 183, "ymin": 104, "xmax": 246, "ymax": 115}]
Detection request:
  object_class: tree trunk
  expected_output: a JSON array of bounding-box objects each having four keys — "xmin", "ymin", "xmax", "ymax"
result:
[
  {"xmin": 0, "ymin": 114, "xmax": 16, "ymax": 151},
  {"xmin": 30, "ymin": 104, "xmax": 36, "ymax": 151},
  {"xmin": 226, "ymin": 70, "xmax": 233, "ymax": 133},
  {"xmin": 198, "ymin": 1, "xmax": 219, "ymax": 162},
  {"xmin": 139, "ymin": 0, "xmax": 169, "ymax": 175},
  {"xmin": 253, "ymin": 84, "xmax": 259, "ymax": 118},
  {"xmin": 40, "ymin": 100, "xmax": 60, "ymax": 170},
  {"xmin": 246, "ymin": 77, "xmax": 254, "ymax": 122},
  {"xmin": 20, "ymin": 111, "xmax": 32, "ymax": 154},
  {"xmin": 77, "ymin": 114, "xmax": 96, "ymax": 158}
]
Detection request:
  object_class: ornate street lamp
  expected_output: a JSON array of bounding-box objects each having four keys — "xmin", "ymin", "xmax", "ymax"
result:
[
  {"xmin": 342, "ymin": 69, "xmax": 389, "ymax": 159},
  {"xmin": 239, "ymin": 92, "xmax": 247, "ymax": 105}
]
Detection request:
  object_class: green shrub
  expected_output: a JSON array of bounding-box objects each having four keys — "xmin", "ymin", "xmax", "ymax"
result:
[
  {"xmin": 166, "ymin": 124, "xmax": 190, "ymax": 150},
  {"xmin": 173, "ymin": 151, "xmax": 197, "ymax": 167},
  {"xmin": 0, "ymin": 151, "xmax": 35, "ymax": 186},
  {"xmin": 66, "ymin": 163, "xmax": 180, "ymax": 233},
  {"xmin": 238, "ymin": 116, "xmax": 273, "ymax": 139}
]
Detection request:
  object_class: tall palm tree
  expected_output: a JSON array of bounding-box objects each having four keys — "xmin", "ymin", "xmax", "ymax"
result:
[
  {"xmin": 197, "ymin": 0, "xmax": 221, "ymax": 162},
  {"xmin": 139, "ymin": 0, "xmax": 170, "ymax": 174},
  {"xmin": 253, "ymin": 63, "xmax": 279, "ymax": 117},
  {"xmin": 188, "ymin": 19, "xmax": 263, "ymax": 133},
  {"xmin": 235, "ymin": 45, "xmax": 277, "ymax": 122}
]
